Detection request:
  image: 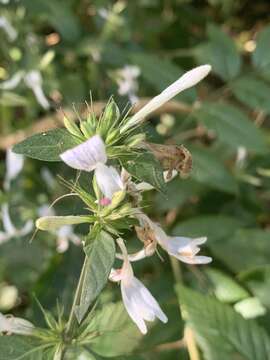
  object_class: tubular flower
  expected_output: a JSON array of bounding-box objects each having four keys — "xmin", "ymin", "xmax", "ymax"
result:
[
  {"xmin": 110, "ymin": 239, "xmax": 167, "ymax": 334},
  {"xmin": 122, "ymin": 64, "xmax": 211, "ymax": 131},
  {"xmin": 136, "ymin": 213, "xmax": 212, "ymax": 265},
  {"xmin": 60, "ymin": 134, "xmax": 123, "ymax": 200},
  {"xmin": 0, "ymin": 313, "xmax": 34, "ymax": 335}
]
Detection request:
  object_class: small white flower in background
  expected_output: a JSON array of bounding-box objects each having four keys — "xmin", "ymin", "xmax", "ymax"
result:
[
  {"xmin": 0, "ymin": 70, "xmax": 50, "ymax": 110},
  {"xmin": 24, "ymin": 70, "xmax": 50, "ymax": 110},
  {"xmin": 0, "ymin": 284, "xmax": 18, "ymax": 311},
  {"xmin": 0, "ymin": 71, "xmax": 24, "ymax": 91},
  {"xmin": 4, "ymin": 149, "xmax": 24, "ymax": 191},
  {"xmin": 121, "ymin": 64, "xmax": 211, "ymax": 132},
  {"xmin": 60, "ymin": 135, "xmax": 124, "ymax": 202},
  {"xmin": 110, "ymin": 238, "xmax": 167, "ymax": 334},
  {"xmin": 116, "ymin": 65, "xmax": 140, "ymax": 104},
  {"xmin": 0, "ymin": 150, "xmax": 33, "ymax": 244},
  {"xmin": 0, "ymin": 16, "xmax": 17, "ymax": 41},
  {"xmin": 0, "ymin": 313, "xmax": 34, "ymax": 335},
  {"xmin": 37, "ymin": 205, "xmax": 81, "ymax": 253},
  {"xmin": 236, "ymin": 146, "xmax": 247, "ymax": 169}
]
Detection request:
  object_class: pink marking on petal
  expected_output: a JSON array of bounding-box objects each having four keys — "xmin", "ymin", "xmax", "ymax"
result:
[{"xmin": 100, "ymin": 197, "xmax": 111, "ymax": 206}]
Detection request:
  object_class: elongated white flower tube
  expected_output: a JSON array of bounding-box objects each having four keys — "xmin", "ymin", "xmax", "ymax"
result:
[
  {"xmin": 0, "ymin": 313, "xmax": 34, "ymax": 335},
  {"xmin": 24, "ymin": 70, "xmax": 50, "ymax": 110},
  {"xmin": 122, "ymin": 64, "xmax": 211, "ymax": 131},
  {"xmin": 110, "ymin": 238, "xmax": 167, "ymax": 334}
]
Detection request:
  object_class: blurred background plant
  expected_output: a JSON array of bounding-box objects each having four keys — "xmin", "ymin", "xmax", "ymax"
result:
[{"xmin": 1, "ymin": 0, "xmax": 270, "ymax": 359}]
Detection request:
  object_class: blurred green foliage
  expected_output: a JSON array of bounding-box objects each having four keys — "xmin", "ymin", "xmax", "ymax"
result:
[{"xmin": 1, "ymin": 0, "xmax": 270, "ymax": 359}]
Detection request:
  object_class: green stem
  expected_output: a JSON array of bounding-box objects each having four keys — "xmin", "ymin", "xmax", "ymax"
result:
[
  {"xmin": 66, "ymin": 256, "xmax": 87, "ymax": 338},
  {"xmin": 170, "ymin": 256, "xmax": 182, "ymax": 284}
]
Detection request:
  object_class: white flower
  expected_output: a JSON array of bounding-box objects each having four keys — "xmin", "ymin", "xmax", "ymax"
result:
[
  {"xmin": 24, "ymin": 70, "xmax": 50, "ymax": 110},
  {"xmin": 0, "ymin": 16, "xmax": 17, "ymax": 41},
  {"xmin": 136, "ymin": 213, "xmax": 212, "ymax": 265},
  {"xmin": 37, "ymin": 205, "xmax": 81, "ymax": 253},
  {"xmin": 4, "ymin": 149, "xmax": 24, "ymax": 190},
  {"xmin": 0, "ymin": 204, "xmax": 33, "ymax": 245},
  {"xmin": 0, "ymin": 312, "xmax": 34, "ymax": 335},
  {"xmin": 0, "ymin": 71, "xmax": 24, "ymax": 90},
  {"xmin": 121, "ymin": 64, "xmax": 211, "ymax": 131},
  {"xmin": 0, "ymin": 70, "xmax": 50, "ymax": 109},
  {"xmin": 116, "ymin": 65, "xmax": 140, "ymax": 104},
  {"xmin": 60, "ymin": 135, "xmax": 123, "ymax": 200},
  {"xmin": 95, "ymin": 163, "xmax": 124, "ymax": 200},
  {"xmin": 110, "ymin": 238, "xmax": 167, "ymax": 334}
]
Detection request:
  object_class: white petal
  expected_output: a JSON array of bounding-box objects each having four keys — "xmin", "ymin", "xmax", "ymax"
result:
[
  {"xmin": 95, "ymin": 163, "xmax": 124, "ymax": 199},
  {"xmin": 19, "ymin": 220, "xmax": 33, "ymax": 237},
  {"xmin": 60, "ymin": 135, "xmax": 107, "ymax": 171},
  {"xmin": 134, "ymin": 277, "xmax": 168, "ymax": 323},
  {"xmin": 177, "ymin": 254, "xmax": 212, "ymax": 265},
  {"xmin": 0, "ymin": 71, "xmax": 23, "ymax": 90},
  {"xmin": 1, "ymin": 204, "xmax": 16, "ymax": 235},
  {"xmin": 123, "ymin": 65, "xmax": 211, "ymax": 130},
  {"xmin": 121, "ymin": 281, "xmax": 147, "ymax": 334},
  {"xmin": 0, "ymin": 17, "xmax": 17, "ymax": 41},
  {"xmin": 8, "ymin": 317, "xmax": 34, "ymax": 335},
  {"xmin": 5, "ymin": 149, "xmax": 24, "ymax": 186},
  {"xmin": 32, "ymin": 85, "xmax": 50, "ymax": 110}
]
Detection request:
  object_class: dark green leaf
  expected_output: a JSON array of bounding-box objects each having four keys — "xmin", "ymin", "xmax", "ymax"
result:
[
  {"xmin": 189, "ymin": 145, "xmax": 238, "ymax": 194},
  {"xmin": 13, "ymin": 129, "xmax": 79, "ymax": 162},
  {"xmin": 196, "ymin": 24, "xmax": 241, "ymax": 80},
  {"xmin": 0, "ymin": 336, "xmax": 42, "ymax": 360},
  {"xmin": 177, "ymin": 285, "xmax": 270, "ymax": 360},
  {"xmin": 239, "ymin": 265, "xmax": 270, "ymax": 309},
  {"xmin": 83, "ymin": 302, "xmax": 141, "ymax": 357},
  {"xmin": 193, "ymin": 103, "xmax": 267, "ymax": 153},
  {"xmin": 252, "ymin": 25, "xmax": 270, "ymax": 79},
  {"xmin": 121, "ymin": 153, "xmax": 165, "ymax": 191},
  {"xmin": 75, "ymin": 231, "xmax": 115, "ymax": 323},
  {"xmin": 210, "ymin": 229, "xmax": 270, "ymax": 272},
  {"xmin": 173, "ymin": 215, "xmax": 243, "ymax": 242},
  {"xmin": 231, "ymin": 76, "xmax": 270, "ymax": 114}
]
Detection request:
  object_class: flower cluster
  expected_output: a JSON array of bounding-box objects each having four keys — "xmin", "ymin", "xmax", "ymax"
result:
[{"xmin": 35, "ymin": 65, "xmax": 212, "ymax": 334}]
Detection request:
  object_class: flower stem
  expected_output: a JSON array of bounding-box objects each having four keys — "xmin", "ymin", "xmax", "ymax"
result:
[
  {"xmin": 66, "ymin": 256, "xmax": 87, "ymax": 338},
  {"xmin": 169, "ymin": 256, "xmax": 200, "ymax": 360}
]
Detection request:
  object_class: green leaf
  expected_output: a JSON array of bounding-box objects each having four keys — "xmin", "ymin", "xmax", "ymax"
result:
[
  {"xmin": 0, "ymin": 92, "xmax": 28, "ymax": 107},
  {"xmin": 75, "ymin": 231, "xmax": 115, "ymax": 323},
  {"xmin": 173, "ymin": 215, "xmax": 243, "ymax": 242},
  {"xmin": 121, "ymin": 153, "xmax": 165, "ymax": 191},
  {"xmin": 234, "ymin": 297, "xmax": 266, "ymax": 319},
  {"xmin": 239, "ymin": 265, "xmax": 270, "ymax": 309},
  {"xmin": 193, "ymin": 103, "xmax": 267, "ymax": 153},
  {"xmin": 83, "ymin": 302, "xmax": 142, "ymax": 357},
  {"xmin": 252, "ymin": 25, "xmax": 270, "ymax": 79},
  {"xmin": 177, "ymin": 285, "xmax": 270, "ymax": 360},
  {"xmin": 231, "ymin": 76, "xmax": 270, "ymax": 114},
  {"xmin": 13, "ymin": 128, "xmax": 80, "ymax": 162},
  {"xmin": 196, "ymin": 24, "xmax": 241, "ymax": 80},
  {"xmin": 130, "ymin": 53, "xmax": 195, "ymax": 102},
  {"xmin": 189, "ymin": 145, "xmax": 238, "ymax": 194},
  {"xmin": 205, "ymin": 268, "xmax": 249, "ymax": 303},
  {"xmin": 0, "ymin": 335, "xmax": 43, "ymax": 360},
  {"xmin": 210, "ymin": 229, "xmax": 270, "ymax": 272}
]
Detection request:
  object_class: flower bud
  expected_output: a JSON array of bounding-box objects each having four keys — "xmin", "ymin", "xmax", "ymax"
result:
[
  {"xmin": 36, "ymin": 215, "xmax": 90, "ymax": 231},
  {"xmin": 63, "ymin": 116, "xmax": 83, "ymax": 139},
  {"xmin": 126, "ymin": 133, "xmax": 146, "ymax": 148}
]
